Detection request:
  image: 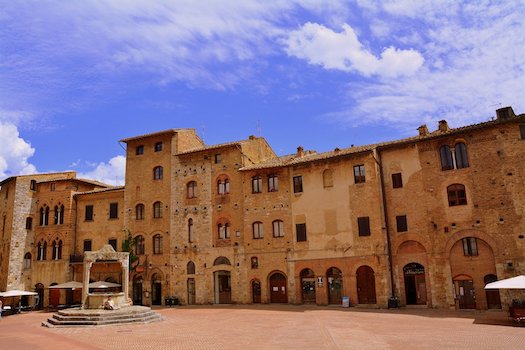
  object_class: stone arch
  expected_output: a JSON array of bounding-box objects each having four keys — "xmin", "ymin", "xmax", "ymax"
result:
[
  {"xmin": 213, "ymin": 256, "xmax": 231, "ymax": 266},
  {"xmin": 445, "ymin": 229, "xmax": 499, "ymax": 257},
  {"xmin": 268, "ymin": 270, "xmax": 288, "ymax": 303},
  {"xmin": 395, "ymin": 239, "xmax": 430, "ymax": 307}
]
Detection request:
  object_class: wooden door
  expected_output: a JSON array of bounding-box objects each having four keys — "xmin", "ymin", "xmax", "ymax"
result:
[
  {"xmin": 215, "ymin": 271, "xmax": 231, "ymax": 304},
  {"xmin": 356, "ymin": 265, "xmax": 376, "ymax": 304},
  {"xmin": 152, "ymin": 281, "xmax": 162, "ymax": 305},
  {"xmin": 327, "ymin": 267, "xmax": 343, "ymax": 305},
  {"xmin": 458, "ymin": 280, "xmax": 476, "ymax": 309},
  {"xmin": 187, "ymin": 278, "xmax": 196, "ymax": 305},
  {"xmin": 270, "ymin": 273, "xmax": 287, "ymax": 303},
  {"xmin": 484, "ymin": 275, "xmax": 501, "ymax": 309},
  {"xmin": 49, "ymin": 288, "xmax": 60, "ymax": 307},
  {"xmin": 133, "ymin": 279, "xmax": 143, "ymax": 305}
]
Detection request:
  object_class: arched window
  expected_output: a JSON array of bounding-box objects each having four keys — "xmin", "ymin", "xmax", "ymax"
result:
[
  {"xmin": 39, "ymin": 205, "xmax": 49, "ymax": 226},
  {"xmin": 135, "ymin": 235, "xmax": 145, "ymax": 255},
  {"xmin": 188, "ymin": 218, "xmax": 194, "ymax": 243},
  {"xmin": 218, "ymin": 178, "xmax": 230, "ymax": 195},
  {"xmin": 153, "ymin": 201, "xmax": 163, "ymax": 218},
  {"xmin": 153, "ymin": 166, "xmax": 163, "ymax": 180},
  {"xmin": 37, "ymin": 241, "xmax": 47, "ymax": 260},
  {"xmin": 136, "ymin": 204, "xmax": 145, "ymax": 220},
  {"xmin": 187, "ymin": 181, "xmax": 197, "ymax": 198},
  {"xmin": 272, "ymin": 220, "xmax": 284, "ymax": 237},
  {"xmin": 213, "ymin": 256, "xmax": 231, "ymax": 266},
  {"xmin": 153, "ymin": 234, "xmax": 162, "ymax": 254},
  {"xmin": 54, "ymin": 204, "xmax": 64, "ymax": 225},
  {"xmin": 24, "ymin": 252, "xmax": 32, "ymax": 269},
  {"xmin": 252, "ymin": 221, "xmax": 263, "ymax": 239},
  {"xmin": 448, "ymin": 184, "xmax": 467, "ymax": 206},
  {"xmin": 52, "ymin": 240, "xmax": 62, "ymax": 260},
  {"xmin": 439, "ymin": 145, "xmax": 454, "ymax": 171},
  {"xmin": 187, "ymin": 261, "xmax": 196, "ymax": 274},
  {"xmin": 323, "ymin": 169, "xmax": 333, "ymax": 188},
  {"xmin": 454, "ymin": 142, "xmax": 469, "ymax": 169},
  {"xmin": 252, "ymin": 175, "xmax": 262, "ymax": 193},
  {"xmin": 218, "ymin": 222, "xmax": 231, "ymax": 239}
]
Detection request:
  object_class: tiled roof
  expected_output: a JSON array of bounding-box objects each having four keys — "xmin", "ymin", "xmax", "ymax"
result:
[
  {"xmin": 74, "ymin": 186, "xmax": 125, "ymax": 196},
  {"xmin": 119, "ymin": 129, "xmax": 190, "ymax": 143},
  {"xmin": 176, "ymin": 139, "xmax": 252, "ymax": 155}
]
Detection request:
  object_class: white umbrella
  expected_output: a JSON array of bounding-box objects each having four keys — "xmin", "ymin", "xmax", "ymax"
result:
[
  {"xmin": 0, "ymin": 289, "xmax": 38, "ymax": 297},
  {"xmin": 485, "ymin": 275, "xmax": 525, "ymax": 289},
  {"xmin": 88, "ymin": 281, "xmax": 121, "ymax": 289},
  {"xmin": 49, "ymin": 281, "xmax": 83, "ymax": 289}
]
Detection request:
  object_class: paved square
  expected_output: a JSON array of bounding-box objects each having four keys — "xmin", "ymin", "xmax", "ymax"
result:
[{"xmin": 0, "ymin": 305, "xmax": 523, "ymax": 349}]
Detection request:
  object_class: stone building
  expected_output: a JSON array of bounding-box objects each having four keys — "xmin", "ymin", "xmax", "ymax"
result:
[{"xmin": 1, "ymin": 106, "xmax": 524, "ymax": 310}]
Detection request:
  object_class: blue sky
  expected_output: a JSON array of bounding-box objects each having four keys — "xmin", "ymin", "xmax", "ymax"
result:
[{"xmin": 1, "ymin": 1, "xmax": 524, "ymax": 185}]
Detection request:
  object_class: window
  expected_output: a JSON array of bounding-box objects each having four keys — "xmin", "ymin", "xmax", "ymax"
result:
[
  {"xmin": 23, "ymin": 252, "xmax": 31, "ymax": 269},
  {"xmin": 268, "ymin": 174, "xmax": 279, "ymax": 192},
  {"xmin": 154, "ymin": 142, "xmax": 163, "ymax": 152},
  {"xmin": 187, "ymin": 261, "xmax": 196, "ymax": 274},
  {"xmin": 188, "ymin": 218, "xmax": 194, "ymax": 243},
  {"xmin": 135, "ymin": 235, "xmax": 145, "ymax": 255},
  {"xmin": 214, "ymin": 153, "xmax": 222, "ymax": 164},
  {"xmin": 153, "ymin": 201, "xmax": 163, "ymax": 218},
  {"xmin": 50, "ymin": 183, "xmax": 56, "ymax": 191},
  {"xmin": 153, "ymin": 234, "xmax": 163, "ymax": 254},
  {"xmin": 108, "ymin": 239, "xmax": 117, "ymax": 251},
  {"xmin": 357, "ymin": 217, "xmax": 371, "ymax": 236},
  {"xmin": 37, "ymin": 241, "xmax": 47, "ymax": 260},
  {"xmin": 454, "ymin": 142, "xmax": 469, "ymax": 169},
  {"xmin": 136, "ymin": 204, "xmax": 145, "ymax": 220},
  {"xmin": 218, "ymin": 222, "xmax": 231, "ymax": 239},
  {"xmin": 218, "ymin": 178, "xmax": 230, "ymax": 195},
  {"xmin": 109, "ymin": 202, "xmax": 118, "ymax": 219},
  {"xmin": 272, "ymin": 220, "xmax": 284, "ymax": 238},
  {"xmin": 293, "ymin": 176, "xmax": 303, "ymax": 193},
  {"xmin": 39, "ymin": 205, "xmax": 49, "ymax": 226},
  {"xmin": 296, "ymin": 223, "xmax": 307, "ymax": 242},
  {"xmin": 462, "ymin": 237, "xmax": 478, "ymax": 256},
  {"xmin": 153, "ymin": 166, "xmax": 163, "ymax": 180},
  {"xmin": 83, "ymin": 239, "xmax": 92, "ymax": 252},
  {"xmin": 85, "ymin": 205, "xmax": 94, "ymax": 221},
  {"xmin": 30, "ymin": 180, "xmax": 36, "ymax": 191},
  {"xmin": 353, "ymin": 165, "xmax": 366, "ymax": 184},
  {"xmin": 252, "ymin": 175, "xmax": 262, "ymax": 193},
  {"xmin": 136, "ymin": 145, "xmax": 144, "ymax": 155},
  {"xmin": 52, "ymin": 240, "xmax": 62, "ymax": 260},
  {"xmin": 187, "ymin": 181, "xmax": 197, "ymax": 198},
  {"xmin": 440, "ymin": 145, "xmax": 454, "ymax": 170},
  {"xmin": 396, "ymin": 215, "xmax": 408, "ymax": 232},
  {"xmin": 392, "ymin": 173, "xmax": 403, "ymax": 188},
  {"xmin": 520, "ymin": 125, "xmax": 525, "ymax": 140},
  {"xmin": 54, "ymin": 204, "xmax": 64, "ymax": 225},
  {"xmin": 25, "ymin": 217, "xmax": 33, "ymax": 230},
  {"xmin": 253, "ymin": 222, "xmax": 264, "ymax": 239},
  {"xmin": 251, "ymin": 257, "xmax": 258, "ymax": 269},
  {"xmin": 448, "ymin": 184, "xmax": 467, "ymax": 206},
  {"xmin": 322, "ymin": 169, "xmax": 333, "ymax": 188}
]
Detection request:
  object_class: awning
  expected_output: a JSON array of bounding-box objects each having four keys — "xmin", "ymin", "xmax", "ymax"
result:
[
  {"xmin": 49, "ymin": 281, "xmax": 83, "ymax": 289},
  {"xmin": 485, "ymin": 275, "xmax": 525, "ymax": 289},
  {"xmin": 88, "ymin": 281, "xmax": 121, "ymax": 289},
  {"xmin": 0, "ymin": 289, "xmax": 38, "ymax": 297}
]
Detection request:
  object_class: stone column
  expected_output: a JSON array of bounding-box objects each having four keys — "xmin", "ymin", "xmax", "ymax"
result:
[{"xmin": 81, "ymin": 260, "xmax": 93, "ymax": 309}]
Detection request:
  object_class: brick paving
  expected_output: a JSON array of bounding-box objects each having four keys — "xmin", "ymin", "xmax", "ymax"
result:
[{"xmin": 0, "ymin": 305, "xmax": 523, "ymax": 350}]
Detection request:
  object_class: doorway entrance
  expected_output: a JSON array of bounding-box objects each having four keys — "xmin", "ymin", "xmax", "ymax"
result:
[
  {"xmin": 133, "ymin": 275, "xmax": 143, "ymax": 305},
  {"xmin": 151, "ymin": 273, "xmax": 162, "ymax": 306},
  {"xmin": 455, "ymin": 278, "xmax": 476, "ymax": 309},
  {"xmin": 327, "ymin": 267, "xmax": 343, "ymax": 305},
  {"xmin": 187, "ymin": 278, "xmax": 196, "ymax": 305},
  {"xmin": 269, "ymin": 272, "xmax": 287, "ymax": 303},
  {"xmin": 300, "ymin": 268, "xmax": 316, "ymax": 304},
  {"xmin": 35, "ymin": 283, "xmax": 44, "ymax": 310},
  {"xmin": 251, "ymin": 279, "xmax": 261, "ymax": 303},
  {"xmin": 356, "ymin": 265, "xmax": 376, "ymax": 304},
  {"xmin": 403, "ymin": 263, "xmax": 427, "ymax": 305},
  {"xmin": 214, "ymin": 270, "xmax": 231, "ymax": 304},
  {"xmin": 484, "ymin": 274, "xmax": 501, "ymax": 309}
]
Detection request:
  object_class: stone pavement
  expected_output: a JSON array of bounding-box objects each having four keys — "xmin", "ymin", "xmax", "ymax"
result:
[{"xmin": 0, "ymin": 305, "xmax": 523, "ymax": 350}]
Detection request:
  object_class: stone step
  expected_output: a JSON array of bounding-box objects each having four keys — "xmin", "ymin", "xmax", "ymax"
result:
[{"xmin": 51, "ymin": 310, "xmax": 157, "ymax": 322}]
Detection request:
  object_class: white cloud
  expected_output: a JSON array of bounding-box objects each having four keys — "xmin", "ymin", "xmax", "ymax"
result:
[
  {"xmin": 77, "ymin": 156, "xmax": 126, "ymax": 186},
  {"xmin": 0, "ymin": 122, "xmax": 37, "ymax": 178},
  {"xmin": 285, "ymin": 22, "xmax": 424, "ymax": 78}
]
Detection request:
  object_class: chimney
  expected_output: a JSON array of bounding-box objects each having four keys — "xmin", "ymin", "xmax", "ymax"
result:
[
  {"xmin": 438, "ymin": 120, "xmax": 450, "ymax": 133},
  {"xmin": 296, "ymin": 146, "xmax": 304, "ymax": 157},
  {"xmin": 249, "ymin": 135, "xmax": 256, "ymax": 140},
  {"xmin": 417, "ymin": 124, "xmax": 429, "ymax": 136},
  {"xmin": 496, "ymin": 106, "xmax": 515, "ymax": 120}
]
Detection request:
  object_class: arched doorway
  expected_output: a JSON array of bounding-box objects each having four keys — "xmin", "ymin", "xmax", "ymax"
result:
[
  {"xmin": 251, "ymin": 279, "xmax": 261, "ymax": 303},
  {"xmin": 151, "ymin": 273, "xmax": 162, "ymax": 306},
  {"xmin": 133, "ymin": 275, "xmax": 143, "ymax": 305},
  {"xmin": 327, "ymin": 267, "xmax": 343, "ymax": 305},
  {"xmin": 403, "ymin": 263, "xmax": 427, "ymax": 305},
  {"xmin": 454, "ymin": 274, "xmax": 476, "ymax": 309},
  {"xmin": 269, "ymin": 272, "xmax": 287, "ymax": 303},
  {"xmin": 356, "ymin": 265, "xmax": 376, "ymax": 304},
  {"xmin": 214, "ymin": 270, "xmax": 231, "ymax": 304},
  {"xmin": 187, "ymin": 278, "xmax": 196, "ymax": 305},
  {"xmin": 49, "ymin": 282, "xmax": 60, "ymax": 308},
  {"xmin": 300, "ymin": 268, "xmax": 316, "ymax": 303},
  {"xmin": 35, "ymin": 283, "xmax": 44, "ymax": 310},
  {"xmin": 484, "ymin": 274, "xmax": 501, "ymax": 309}
]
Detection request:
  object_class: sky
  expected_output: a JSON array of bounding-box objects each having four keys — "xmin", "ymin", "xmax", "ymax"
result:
[{"xmin": 1, "ymin": 1, "xmax": 524, "ymax": 185}]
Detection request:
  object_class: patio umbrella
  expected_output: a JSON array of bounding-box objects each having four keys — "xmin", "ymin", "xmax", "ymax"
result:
[
  {"xmin": 49, "ymin": 281, "xmax": 83, "ymax": 289},
  {"xmin": 88, "ymin": 281, "xmax": 121, "ymax": 289},
  {"xmin": 485, "ymin": 275, "xmax": 525, "ymax": 289},
  {"xmin": 0, "ymin": 290, "xmax": 38, "ymax": 297}
]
